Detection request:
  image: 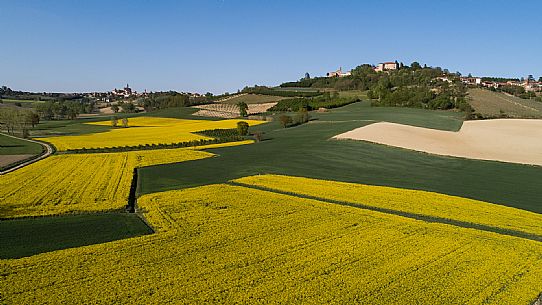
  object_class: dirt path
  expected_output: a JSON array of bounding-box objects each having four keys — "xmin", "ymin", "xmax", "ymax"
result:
[
  {"xmin": 333, "ymin": 119, "xmax": 542, "ymax": 167},
  {"xmin": 0, "ymin": 134, "xmax": 54, "ymax": 175}
]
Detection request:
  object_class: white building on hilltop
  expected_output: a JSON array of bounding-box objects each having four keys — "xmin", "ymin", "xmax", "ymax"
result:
[
  {"xmin": 374, "ymin": 62, "xmax": 398, "ymax": 72},
  {"xmin": 326, "ymin": 67, "xmax": 352, "ymax": 77}
]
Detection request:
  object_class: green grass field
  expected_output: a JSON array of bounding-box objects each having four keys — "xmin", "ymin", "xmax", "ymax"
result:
[
  {"xmin": 220, "ymin": 94, "xmax": 288, "ymax": 105},
  {"xmin": 468, "ymin": 88, "xmax": 542, "ymax": 118},
  {"xmin": 0, "ymin": 133, "xmax": 44, "ymax": 155},
  {"xmin": 138, "ymin": 102, "xmax": 542, "ymax": 214},
  {"xmin": 0, "ymin": 213, "xmax": 153, "ymax": 259}
]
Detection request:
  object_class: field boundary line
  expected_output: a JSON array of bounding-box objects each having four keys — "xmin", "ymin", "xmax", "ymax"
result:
[
  {"xmin": 229, "ymin": 181, "xmax": 542, "ymax": 243},
  {"xmin": 0, "ymin": 133, "xmax": 54, "ymax": 175}
]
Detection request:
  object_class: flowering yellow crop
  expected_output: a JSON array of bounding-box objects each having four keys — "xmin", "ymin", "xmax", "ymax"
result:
[
  {"xmin": 1, "ymin": 183, "xmax": 542, "ymax": 304},
  {"xmin": 39, "ymin": 117, "xmax": 265, "ymax": 151},
  {"xmin": 234, "ymin": 174, "xmax": 542, "ymax": 238},
  {"xmin": 0, "ymin": 141, "xmax": 251, "ymax": 218}
]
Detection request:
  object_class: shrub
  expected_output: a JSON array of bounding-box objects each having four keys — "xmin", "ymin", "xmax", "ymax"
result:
[
  {"xmin": 237, "ymin": 121, "xmax": 249, "ymax": 136},
  {"xmin": 279, "ymin": 115, "xmax": 293, "ymax": 128}
]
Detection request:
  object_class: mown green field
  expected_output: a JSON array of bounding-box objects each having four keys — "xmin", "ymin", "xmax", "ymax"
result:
[
  {"xmin": 0, "ymin": 213, "xmax": 153, "ymax": 259},
  {"xmin": 138, "ymin": 102, "xmax": 542, "ymax": 214},
  {"xmin": 0, "ymin": 133, "xmax": 43, "ymax": 155}
]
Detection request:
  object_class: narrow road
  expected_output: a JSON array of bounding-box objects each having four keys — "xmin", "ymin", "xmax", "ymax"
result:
[{"xmin": 0, "ymin": 133, "xmax": 54, "ymax": 175}]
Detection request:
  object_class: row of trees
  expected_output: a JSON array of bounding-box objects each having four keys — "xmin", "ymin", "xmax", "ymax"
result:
[
  {"xmin": 279, "ymin": 108, "xmax": 310, "ymax": 128},
  {"xmin": 0, "ymin": 107, "xmax": 40, "ymax": 137},
  {"xmin": 140, "ymin": 92, "xmax": 190, "ymax": 111},
  {"xmin": 269, "ymin": 93, "xmax": 358, "ymax": 112}
]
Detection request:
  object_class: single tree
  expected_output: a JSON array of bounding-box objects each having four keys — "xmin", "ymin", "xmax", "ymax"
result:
[
  {"xmin": 298, "ymin": 107, "xmax": 310, "ymax": 124},
  {"xmin": 30, "ymin": 113, "xmax": 40, "ymax": 128},
  {"xmin": 111, "ymin": 104, "xmax": 119, "ymax": 113},
  {"xmin": 111, "ymin": 116, "xmax": 118, "ymax": 127},
  {"xmin": 122, "ymin": 117, "xmax": 129, "ymax": 128},
  {"xmin": 410, "ymin": 62, "xmax": 421, "ymax": 70},
  {"xmin": 237, "ymin": 102, "xmax": 248, "ymax": 117},
  {"xmin": 237, "ymin": 121, "xmax": 249, "ymax": 136}
]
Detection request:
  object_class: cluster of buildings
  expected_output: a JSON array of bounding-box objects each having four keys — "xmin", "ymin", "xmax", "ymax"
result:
[
  {"xmin": 111, "ymin": 84, "xmax": 144, "ymax": 98},
  {"xmin": 457, "ymin": 77, "xmax": 542, "ymax": 92},
  {"xmin": 327, "ymin": 61, "xmax": 399, "ymax": 77}
]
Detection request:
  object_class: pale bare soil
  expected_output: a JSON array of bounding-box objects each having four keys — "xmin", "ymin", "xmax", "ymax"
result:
[
  {"xmin": 0, "ymin": 154, "xmax": 33, "ymax": 168},
  {"xmin": 334, "ymin": 119, "xmax": 542, "ymax": 166}
]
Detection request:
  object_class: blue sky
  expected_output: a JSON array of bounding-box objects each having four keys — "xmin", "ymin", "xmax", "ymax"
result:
[{"xmin": 1, "ymin": 0, "xmax": 540, "ymax": 93}]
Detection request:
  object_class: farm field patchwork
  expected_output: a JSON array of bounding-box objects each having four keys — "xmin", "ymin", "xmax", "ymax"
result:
[
  {"xmin": 0, "ymin": 142, "xmax": 252, "ymax": 218},
  {"xmin": 139, "ymin": 102, "xmax": 542, "ymax": 214},
  {"xmin": 0, "ymin": 133, "xmax": 45, "ymax": 169},
  {"xmin": 2, "ymin": 182, "xmax": 542, "ymax": 304},
  {"xmin": 38, "ymin": 116, "xmax": 264, "ymax": 151}
]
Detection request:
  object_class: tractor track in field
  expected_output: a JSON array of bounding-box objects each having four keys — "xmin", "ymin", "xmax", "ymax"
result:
[{"xmin": 229, "ymin": 181, "xmax": 542, "ymax": 243}]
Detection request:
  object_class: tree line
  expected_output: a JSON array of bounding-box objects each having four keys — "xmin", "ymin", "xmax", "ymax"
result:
[
  {"xmin": 0, "ymin": 107, "xmax": 40, "ymax": 137},
  {"xmin": 35, "ymin": 100, "xmax": 94, "ymax": 120},
  {"xmin": 269, "ymin": 93, "xmax": 359, "ymax": 112}
]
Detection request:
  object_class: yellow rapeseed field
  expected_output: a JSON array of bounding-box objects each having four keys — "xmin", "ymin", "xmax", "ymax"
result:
[
  {"xmin": 39, "ymin": 117, "xmax": 265, "ymax": 151},
  {"xmin": 2, "ymin": 183, "xmax": 542, "ymax": 304},
  {"xmin": 234, "ymin": 174, "xmax": 542, "ymax": 238},
  {"xmin": 0, "ymin": 141, "xmax": 253, "ymax": 218}
]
